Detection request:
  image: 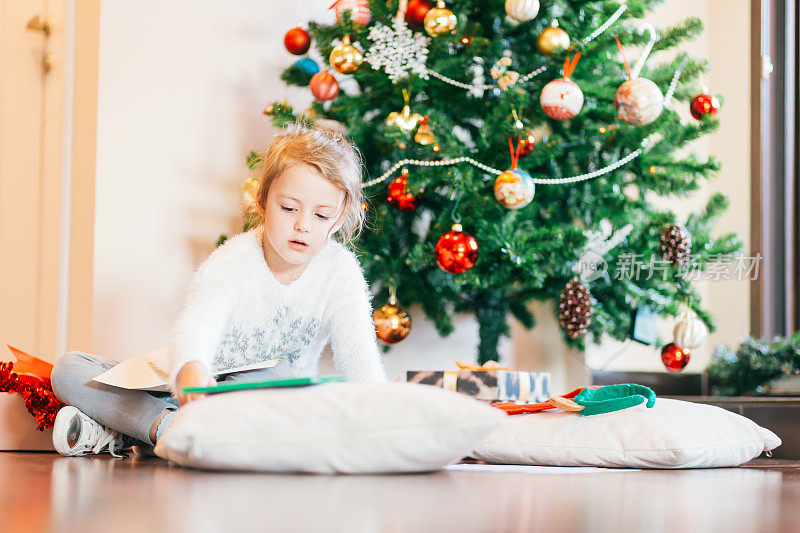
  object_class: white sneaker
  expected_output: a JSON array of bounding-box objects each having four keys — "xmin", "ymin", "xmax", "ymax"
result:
[{"xmin": 52, "ymin": 406, "xmax": 129, "ymax": 457}]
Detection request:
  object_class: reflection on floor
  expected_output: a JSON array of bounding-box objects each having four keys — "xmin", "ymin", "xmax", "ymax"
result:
[{"xmin": 0, "ymin": 453, "xmax": 797, "ymax": 532}]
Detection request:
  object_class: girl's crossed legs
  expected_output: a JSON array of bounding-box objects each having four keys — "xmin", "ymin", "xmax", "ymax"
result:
[{"xmin": 50, "ymin": 351, "xmax": 295, "ymax": 454}]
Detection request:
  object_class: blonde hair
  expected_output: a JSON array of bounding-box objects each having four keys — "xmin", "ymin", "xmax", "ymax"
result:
[{"xmin": 246, "ymin": 124, "xmax": 366, "ymax": 245}]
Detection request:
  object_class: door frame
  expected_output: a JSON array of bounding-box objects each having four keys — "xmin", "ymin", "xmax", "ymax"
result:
[
  {"xmin": 750, "ymin": 0, "xmax": 799, "ymax": 337},
  {"xmin": 63, "ymin": 0, "xmax": 101, "ymax": 355}
]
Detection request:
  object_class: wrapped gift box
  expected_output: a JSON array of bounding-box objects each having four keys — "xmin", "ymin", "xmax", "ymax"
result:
[
  {"xmin": 406, "ymin": 369, "xmax": 550, "ymax": 404},
  {"xmin": 0, "ymin": 394, "xmax": 55, "ymax": 451}
]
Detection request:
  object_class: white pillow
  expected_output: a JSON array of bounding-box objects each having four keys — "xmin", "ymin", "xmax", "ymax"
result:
[
  {"xmin": 471, "ymin": 398, "xmax": 781, "ymax": 469},
  {"xmin": 154, "ymin": 382, "xmax": 504, "ymax": 474}
]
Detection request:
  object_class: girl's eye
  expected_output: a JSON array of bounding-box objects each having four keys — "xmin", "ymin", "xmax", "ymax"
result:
[
  {"xmin": 316, "ymin": 214, "xmax": 331, "ymax": 221},
  {"xmin": 281, "ymin": 206, "xmax": 295, "ymax": 212}
]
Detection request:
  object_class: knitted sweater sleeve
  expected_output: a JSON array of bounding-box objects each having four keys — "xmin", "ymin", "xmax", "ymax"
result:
[
  {"xmin": 325, "ymin": 253, "xmax": 387, "ymax": 384},
  {"xmin": 167, "ymin": 260, "xmax": 236, "ymax": 392}
]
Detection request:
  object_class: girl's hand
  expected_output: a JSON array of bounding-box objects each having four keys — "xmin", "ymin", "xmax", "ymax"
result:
[{"xmin": 175, "ymin": 361, "xmax": 216, "ymax": 406}]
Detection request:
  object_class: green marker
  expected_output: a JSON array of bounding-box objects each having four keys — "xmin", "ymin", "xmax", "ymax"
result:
[{"xmin": 182, "ymin": 375, "xmax": 346, "ymax": 395}]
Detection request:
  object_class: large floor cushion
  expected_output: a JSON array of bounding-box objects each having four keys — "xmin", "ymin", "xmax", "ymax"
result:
[
  {"xmin": 471, "ymin": 398, "xmax": 781, "ymax": 468},
  {"xmin": 155, "ymin": 382, "xmax": 505, "ymax": 474}
]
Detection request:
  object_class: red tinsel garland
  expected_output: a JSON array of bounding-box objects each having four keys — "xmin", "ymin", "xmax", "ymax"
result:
[{"xmin": 0, "ymin": 362, "xmax": 65, "ymax": 431}]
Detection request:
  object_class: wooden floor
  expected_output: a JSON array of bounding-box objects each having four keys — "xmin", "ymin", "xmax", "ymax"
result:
[{"xmin": 1, "ymin": 453, "xmax": 798, "ymax": 532}]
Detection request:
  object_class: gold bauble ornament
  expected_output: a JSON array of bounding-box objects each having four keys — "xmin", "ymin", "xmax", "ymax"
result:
[
  {"xmin": 522, "ymin": 123, "xmax": 551, "ymax": 145},
  {"xmin": 300, "ymin": 107, "xmax": 318, "ymax": 120},
  {"xmin": 386, "ymin": 89, "xmax": 422, "ymax": 132},
  {"xmin": 387, "ymin": 105, "xmax": 422, "ymax": 132},
  {"xmin": 424, "ymin": 1, "xmax": 457, "ymax": 37},
  {"xmin": 242, "ymin": 178, "xmax": 260, "ymax": 204},
  {"xmin": 414, "ymin": 117, "xmax": 436, "ymax": 145},
  {"xmin": 329, "ymin": 35, "xmax": 363, "ymax": 74},
  {"xmin": 373, "ymin": 294, "xmax": 412, "ymax": 344},
  {"xmin": 537, "ymin": 20, "xmax": 570, "ymax": 56}
]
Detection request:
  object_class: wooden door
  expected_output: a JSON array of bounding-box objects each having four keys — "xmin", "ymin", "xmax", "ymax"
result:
[{"xmin": 0, "ymin": 0, "xmax": 99, "ymax": 362}]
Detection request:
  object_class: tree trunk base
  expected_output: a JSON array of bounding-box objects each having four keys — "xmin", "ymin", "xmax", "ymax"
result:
[{"xmin": 511, "ymin": 300, "xmax": 590, "ymax": 394}]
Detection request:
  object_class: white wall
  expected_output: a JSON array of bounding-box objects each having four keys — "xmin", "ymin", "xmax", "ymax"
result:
[
  {"xmin": 93, "ymin": 0, "xmax": 749, "ymax": 384},
  {"xmin": 93, "ymin": 0, "xmax": 324, "ymax": 359},
  {"xmin": 92, "ymin": 0, "xmax": 496, "ymax": 378}
]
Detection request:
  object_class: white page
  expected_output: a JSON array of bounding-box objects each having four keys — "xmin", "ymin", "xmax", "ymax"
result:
[
  {"xmin": 92, "ymin": 354, "xmax": 173, "ymax": 392},
  {"xmin": 91, "ymin": 347, "xmax": 281, "ymax": 392}
]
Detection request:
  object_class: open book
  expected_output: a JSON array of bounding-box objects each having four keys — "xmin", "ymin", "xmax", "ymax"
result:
[{"xmin": 91, "ymin": 346, "xmax": 281, "ymax": 393}]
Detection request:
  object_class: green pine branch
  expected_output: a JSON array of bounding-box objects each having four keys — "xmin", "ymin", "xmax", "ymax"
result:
[{"xmin": 259, "ymin": 0, "xmax": 743, "ymax": 362}]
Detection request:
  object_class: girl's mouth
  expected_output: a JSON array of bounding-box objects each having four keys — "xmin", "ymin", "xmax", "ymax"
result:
[{"xmin": 289, "ymin": 240, "xmax": 308, "ymax": 251}]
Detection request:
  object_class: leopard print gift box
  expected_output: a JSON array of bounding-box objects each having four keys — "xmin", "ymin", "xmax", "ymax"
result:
[{"xmin": 406, "ymin": 370, "xmax": 550, "ymax": 404}]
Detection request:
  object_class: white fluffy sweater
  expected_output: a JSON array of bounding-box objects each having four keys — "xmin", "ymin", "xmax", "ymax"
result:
[{"xmin": 167, "ymin": 229, "xmax": 387, "ymax": 388}]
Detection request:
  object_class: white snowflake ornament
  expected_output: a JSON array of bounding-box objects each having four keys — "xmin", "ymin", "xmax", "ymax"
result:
[
  {"xmin": 364, "ymin": 18, "xmax": 430, "ymax": 83},
  {"xmin": 573, "ymin": 223, "xmax": 633, "ymax": 282}
]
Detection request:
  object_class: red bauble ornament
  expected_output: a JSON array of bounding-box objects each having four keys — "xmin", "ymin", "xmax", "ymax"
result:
[
  {"xmin": 406, "ymin": 0, "xmax": 434, "ymax": 29},
  {"xmin": 284, "ymin": 26, "xmax": 311, "ymax": 55},
  {"xmin": 690, "ymin": 93, "xmax": 721, "ymax": 120},
  {"xmin": 387, "ymin": 169, "xmax": 420, "ymax": 211},
  {"xmin": 518, "ymin": 131, "xmax": 536, "ymax": 158},
  {"xmin": 310, "ymin": 71, "xmax": 340, "ymax": 101},
  {"xmin": 661, "ymin": 342, "xmax": 691, "ymax": 373},
  {"xmin": 435, "ymin": 224, "xmax": 478, "ymax": 273}
]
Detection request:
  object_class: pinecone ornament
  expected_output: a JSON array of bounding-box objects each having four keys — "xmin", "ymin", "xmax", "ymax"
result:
[
  {"xmin": 659, "ymin": 224, "xmax": 692, "ymax": 266},
  {"xmin": 559, "ymin": 277, "xmax": 593, "ymax": 339}
]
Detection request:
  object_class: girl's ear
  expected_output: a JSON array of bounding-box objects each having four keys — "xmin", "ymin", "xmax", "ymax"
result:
[{"xmin": 256, "ymin": 195, "xmax": 267, "ymax": 217}]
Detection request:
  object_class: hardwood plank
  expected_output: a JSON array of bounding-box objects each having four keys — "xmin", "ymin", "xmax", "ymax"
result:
[{"xmin": 0, "ymin": 453, "xmax": 798, "ymax": 532}]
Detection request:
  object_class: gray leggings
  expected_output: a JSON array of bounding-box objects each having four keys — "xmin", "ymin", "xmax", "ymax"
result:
[{"xmin": 51, "ymin": 351, "xmax": 293, "ymax": 445}]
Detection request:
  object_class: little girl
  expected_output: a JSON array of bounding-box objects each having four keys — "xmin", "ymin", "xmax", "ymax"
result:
[{"xmin": 50, "ymin": 125, "xmax": 387, "ymax": 456}]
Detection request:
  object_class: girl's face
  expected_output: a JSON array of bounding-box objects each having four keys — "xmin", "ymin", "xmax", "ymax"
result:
[{"xmin": 260, "ymin": 163, "xmax": 345, "ymax": 271}]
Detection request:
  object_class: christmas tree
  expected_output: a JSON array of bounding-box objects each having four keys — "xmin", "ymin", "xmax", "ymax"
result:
[{"xmin": 262, "ymin": 0, "xmax": 739, "ymax": 364}]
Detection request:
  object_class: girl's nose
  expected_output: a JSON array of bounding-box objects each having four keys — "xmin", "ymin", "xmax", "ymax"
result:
[{"xmin": 294, "ymin": 215, "xmax": 311, "ymax": 233}]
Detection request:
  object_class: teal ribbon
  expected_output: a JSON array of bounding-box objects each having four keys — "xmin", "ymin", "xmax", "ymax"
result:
[{"xmin": 574, "ymin": 384, "xmax": 656, "ymax": 416}]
